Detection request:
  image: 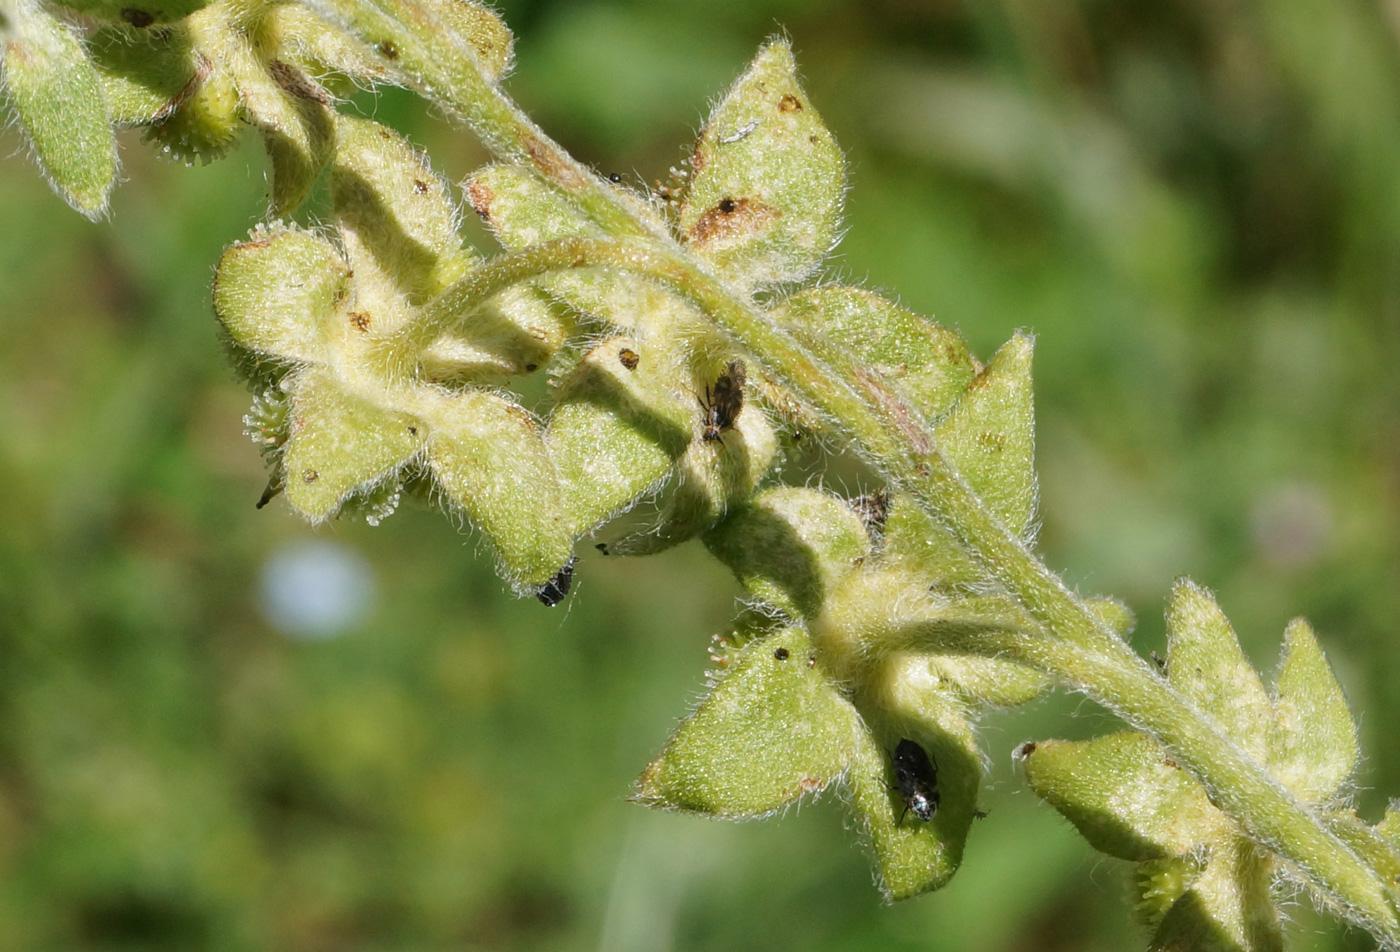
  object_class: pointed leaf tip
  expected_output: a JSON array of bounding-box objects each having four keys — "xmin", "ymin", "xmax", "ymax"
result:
[{"xmin": 1269, "ymin": 617, "xmax": 1358, "ymax": 802}]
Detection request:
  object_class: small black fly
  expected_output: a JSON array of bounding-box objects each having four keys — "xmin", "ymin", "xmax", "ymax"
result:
[
  {"xmin": 890, "ymin": 738, "xmax": 940, "ymax": 825},
  {"xmin": 699, "ymin": 359, "xmax": 746, "ymax": 444},
  {"xmin": 536, "ymin": 557, "xmax": 576, "ymax": 607}
]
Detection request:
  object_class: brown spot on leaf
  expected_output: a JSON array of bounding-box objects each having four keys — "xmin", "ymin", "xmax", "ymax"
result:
[
  {"xmin": 348, "ymin": 311, "xmax": 371, "ymax": 332},
  {"xmin": 412, "ymin": 179, "xmax": 429, "ymax": 194},
  {"xmin": 778, "ymin": 93, "xmax": 802, "ymax": 112},
  {"xmin": 378, "ymin": 40, "xmax": 399, "ymax": 60},
  {"xmin": 1017, "ymin": 741, "xmax": 1037, "ymax": 758},
  {"xmin": 302, "ymin": 469, "xmax": 319, "ymax": 483},
  {"xmin": 688, "ymin": 196, "xmax": 779, "ymax": 245},
  {"xmin": 466, "ymin": 178, "xmax": 494, "ymax": 220},
  {"xmin": 618, "ymin": 348, "xmax": 639, "ymax": 371}
]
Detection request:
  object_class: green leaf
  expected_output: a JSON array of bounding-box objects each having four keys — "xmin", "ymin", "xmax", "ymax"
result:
[
  {"xmin": 3, "ymin": 0, "xmax": 117, "ymax": 217},
  {"xmin": 704, "ymin": 486, "xmax": 871, "ymax": 620},
  {"xmin": 282, "ymin": 368, "xmax": 422, "ymax": 520},
  {"xmin": 1165, "ymin": 580, "xmax": 1273, "ymax": 757},
  {"xmin": 1020, "ymin": 732, "xmax": 1219, "ymax": 863},
  {"xmin": 933, "ymin": 333, "xmax": 1037, "ymax": 539},
  {"xmin": 678, "ymin": 38, "xmax": 845, "ymax": 292},
  {"xmin": 214, "ymin": 225, "xmax": 349, "ymax": 362},
  {"xmin": 778, "ymin": 287, "xmax": 976, "ymax": 423},
  {"xmin": 635, "ymin": 626, "xmax": 861, "ymax": 817},
  {"xmin": 1268, "ymin": 618, "xmax": 1358, "ymax": 803},
  {"xmin": 418, "ymin": 388, "xmax": 573, "ymax": 591},
  {"xmin": 546, "ymin": 336, "xmax": 692, "ymax": 536}
]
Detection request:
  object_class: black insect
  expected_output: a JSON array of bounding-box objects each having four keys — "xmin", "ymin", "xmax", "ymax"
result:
[
  {"xmin": 699, "ymin": 359, "xmax": 746, "ymax": 444},
  {"xmin": 536, "ymin": 557, "xmax": 576, "ymax": 607},
  {"xmin": 890, "ymin": 738, "xmax": 940, "ymax": 825}
]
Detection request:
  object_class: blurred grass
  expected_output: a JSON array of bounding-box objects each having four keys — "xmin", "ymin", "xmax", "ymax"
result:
[{"xmin": 3, "ymin": 0, "xmax": 1400, "ymax": 948}]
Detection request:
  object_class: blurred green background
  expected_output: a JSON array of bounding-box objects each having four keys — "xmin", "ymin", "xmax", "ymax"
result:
[{"xmin": 3, "ymin": 0, "xmax": 1400, "ymax": 948}]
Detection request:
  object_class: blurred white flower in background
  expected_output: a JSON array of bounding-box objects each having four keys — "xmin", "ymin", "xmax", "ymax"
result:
[{"xmin": 259, "ymin": 539, "xmax": 377, "ymax": 638}]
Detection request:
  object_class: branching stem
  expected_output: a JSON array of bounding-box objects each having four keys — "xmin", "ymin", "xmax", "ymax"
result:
[{"xmin": 333, "ymin": 0, "xmax": 1399, "ymax": 938}]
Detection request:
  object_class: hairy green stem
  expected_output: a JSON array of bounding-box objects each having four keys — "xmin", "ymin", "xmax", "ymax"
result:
[
  {"xmin": 395, "ymin": 234, "xmax": 1399, "ymax": 937},
  {"xmin": 325, "ymin": 1, "xmax": 1399, "ymax": 934}
]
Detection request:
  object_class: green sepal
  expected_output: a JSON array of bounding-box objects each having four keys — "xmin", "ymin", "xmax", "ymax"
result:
[
  {"xmin": 418, "ymin": 388, "xmax": 573, "ymax": 591},
  {"xmin": 599, "ymin": 373, "xmax": 780, "ymax": 557},
  {"xmin": 89, "ymin": 25, "xmax": 197, "ymax": 126},
  {"xmin": 213, "ymin": 224, "xmax": 349, "ymax": 364},
  {"xmin": 46, "ymin": 0, "xmax": 210, "ymax": 26},
  {"xmin": 877, "ymin": 491, "xmax": 981, "ymax": 588},
  {"xmin": 678, "ymin": 39, "xmax": 844, "ymax": 292},
  {"xmin": 333, "ymin": 114, "xmax": 475, "ymax": 313},
  {"xmin": 466, "ymin": 163, "xmax": 685, "ymax": 334},
  {"xmin": 546, "ymin": 336, "xmax": 692, "ymax": 536},
  {"xmin": 1166, "ymin": 579, "xmax": 1273, "ymax": 759},
  {"xmin": 846, "ymin": 691, "xmax": 980, "ymax": 901},
  {"xmin": 703, "ymin": 486, "xmax": 871, "ymax": 620},
  {"xmin": 1020, "ymin": 732, "xmax": 1218, "ymax": 863},
  {"xmin": 778, "ymin": 287, "xmax": 976, "ymax": 423},
  {"xmin": 1149, "ymin": 840, "xmax": 1283, "ymax": 952},
  {"xmin": 634, "ymin": 626, "xmax": 860, "ymax": 818},
  {"xmin": 3, "ymin": 0, "xmax": 117, "ymax": 218},
  {"xmin": 281, "ymin": 368, "xmax": 421, "ymax": 520},
  {"xmin": 1268, "ymin": 617, "xmax": 1358, "ymax": 803},
  {"xmin": 933, "ymin": 332, "xmax": 1037, "ymax": 539}
]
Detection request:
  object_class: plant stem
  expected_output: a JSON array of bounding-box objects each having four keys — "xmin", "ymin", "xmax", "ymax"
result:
[
  {"xmin": 326, "ymin": 0, "xmax": 1399, "ymax": 936},
  {"xmin": 397, "ymin": 234, "xmax": 1400, "ymax": 938}
]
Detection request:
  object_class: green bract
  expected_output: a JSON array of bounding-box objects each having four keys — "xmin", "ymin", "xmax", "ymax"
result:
[
  {"xmin": 2, "ymin": 0, "xmax": 116, "ymax": 218},
  {"xmin": 1022, "ymin": 581, "xmax": 1364, "ymax": 951}
]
